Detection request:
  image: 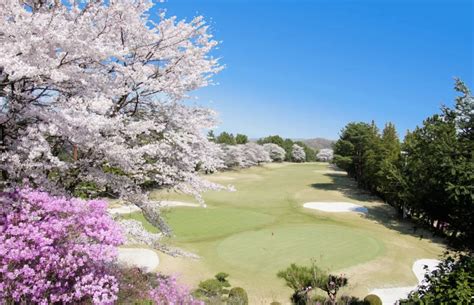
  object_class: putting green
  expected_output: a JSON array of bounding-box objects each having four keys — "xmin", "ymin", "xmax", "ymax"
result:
[
  {"xmin": 216, "ymin": 224, "xmax": 384, "ymax": 273},
  {"xmin": 124, "ymin": 163, "xmax": 444, "ymax": 304}
]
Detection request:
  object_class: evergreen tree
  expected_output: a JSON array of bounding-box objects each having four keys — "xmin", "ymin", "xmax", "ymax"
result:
[
  {"xmin": 207, "ymin": 130, "xmax": 216, "ymax": 142},
  {"xmin": 235, "ymin": 134, "xmax": 249, "ymax": 144},
  {"xmin": 216, "ymin": 132, "xmax": 236, "ymax": 145}
]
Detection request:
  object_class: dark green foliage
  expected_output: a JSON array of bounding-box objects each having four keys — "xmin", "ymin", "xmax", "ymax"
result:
[
  {"xmin": 194, "ymin": 272, "xmax": 246, "ymax": 305},
  {"xmin": 215, "ymin": 272, "xmax": 231, "ymax": 285},
  {"xmin": 258, "ymin": 135, "xmax": 285, "ymax": 147},
  {"xmin": 72, "ymin": 181, "xmax": 102, "ymax": 199},
  {"xmin": 216, "ymin": 132, "xmax": 236, "ymax": 145},
  {"xmin": 333, "ymin": 121, "xmax": 380, "ymax": 190},
  {"xmin": 295, "ymin": 141, "xmax": 317, "ymax": 162},
  {"xmin": 235, "ymin": 134, "xmax": 249, "ymax": 144},
  {"xmin": 400, "ymin": 253, "xmax": 474, "ymax": 305},
  {"xmin": 208, "ymin": 130, "xmax": 216, "ymax": 142},
  {"xmin": 269, "ymin": 302, "xmax": 282, "ymax": 305},
  {"xmin": 277, "ymin": 264, "xmax": 314, "ymax": 292},
  {"xmin": 363, "ymin": 294, "xmax": 382, "ymax": 305},
  {"xmin": 400, "ymin": 80, "xmax": 474, "ymax": 247},
  {"xmin": 227, "ymin": 287, "xmax": 249, "ymax": 305},
  {"xmin": 337, "ymin": 296, "xmax": 369, "ymax": 305},
  {"xmin": 311, "ymin": 295, "xmax": 327, "ymax": 304},
  {"xmin": 277, "ymin": 262, "xmax": 349, "ymax": 305},
  {"xmin": 258, "ymin": 135, "xmax": 290, "ymax": 161},
  {"xmin": 194, "ymin": 278, "xmax": 226, "ymax": 300},
  {"xmin": 324, "ymin": 275, "xmax": 349, "ymax": 303},
  {"xmin": 333, "ymin": 79, "xmax": 474, "ymax": 250}
]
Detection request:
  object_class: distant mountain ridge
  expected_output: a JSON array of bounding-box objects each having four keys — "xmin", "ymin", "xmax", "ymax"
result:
[{"xmin": 295, "ymin": 138, "xmax": 335, "ymax": 150}]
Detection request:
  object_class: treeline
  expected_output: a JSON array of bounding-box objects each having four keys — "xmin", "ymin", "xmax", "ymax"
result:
[
  {"xmin": 333, "ymin": 79, "xmax": 473, "ymax": 249},
  {"xmin": 208, "ymin": 131, "xmax": 250, "ymax": 145},
  {"xmin": 257, "ymin": 135, "xmax": 317, "ymax": 162},
  {"xmin": 208, "ymin": 131, "xmax": 319, "ymax": 162}
]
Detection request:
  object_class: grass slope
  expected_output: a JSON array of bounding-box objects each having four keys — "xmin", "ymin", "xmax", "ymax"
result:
[{"xmin": 127, "ymin": 163, "xmax": 445, "ymax": 304}]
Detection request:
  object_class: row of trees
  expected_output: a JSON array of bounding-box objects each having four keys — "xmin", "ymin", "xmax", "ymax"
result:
[
  {"xmin": 257, "ymin": 135, "xmax": 317, "ymax": 162},
  {"xmin": 208, "ymin": 131, "xmax": 337, "ymax": 163},
  {"xmin": 208, "ymin": 131, "xmax": 249, "ymax": 145},
  {"xmin": 207, "ymin": 131, "xmax": 321, "ymax": 166},
  {"xmin": 333, "ymin": 79, "xmax": 473, "ymax": 249}
]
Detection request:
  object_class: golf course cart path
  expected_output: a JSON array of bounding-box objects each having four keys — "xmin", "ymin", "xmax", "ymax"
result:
[
  {"xmin": 369, "ymin": 259, "xmax": 440, "ymax": 305},
  {"xmin": 117, "ymin": 248, "xmax": 159, "ymax": 272},
  {"xmin": 303, "ymin": 202, "xmax": 368, "ymax": 214}
]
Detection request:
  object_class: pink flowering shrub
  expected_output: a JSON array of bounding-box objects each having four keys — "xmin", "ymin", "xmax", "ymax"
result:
[
  {"xmin": 0, "ymin": 188, "xmax": 124, "ymax": 304},
  {"xmin": 115, "ymin": 266, "xmax": 202, "ymax": 305},
  {"xmin": 149, "ymin": 275, "xmax": 204, "ymax": 305}
]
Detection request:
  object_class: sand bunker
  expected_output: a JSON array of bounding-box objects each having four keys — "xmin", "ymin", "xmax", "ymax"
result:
[
  {"xmin": 117, "ymin": 248, "xmax": 160, "ymax": 272},
  {"xmin": 303, "ymin": 202, "xmax": 368, "ymax": 214},
  {"xmin": 369, "ymin": 259, "xmax": 440, "ymax": 305},
  {"xmin": 209, "ymin": 175, "xmax": 236, "ymax": 181},
  {"xmin": 109, "ymin": 201, "xmax": 203, "ymax": 215},
  {"xmin": 412, "ymin": 259, "xmax": 439, "ymax": 282},
  {"xmin": 157, "ymin": 200, "xmax": 202, "ymax": 208},
  {"xmin": 108, "ymin": 205, "xmax": 141, "ymax": 215}
]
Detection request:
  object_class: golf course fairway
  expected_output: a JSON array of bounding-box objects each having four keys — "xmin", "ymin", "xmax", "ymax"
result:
[{"xmin": 123, "ymin": 162, "xmax": 445, "ymax": 304}]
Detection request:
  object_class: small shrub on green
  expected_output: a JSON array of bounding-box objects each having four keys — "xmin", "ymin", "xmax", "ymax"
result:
[
  {"xmin": 364, "ymin": 294, "xmax": 382, "ymax": 305},
  {"xmin": 227, "ymin": 287, "xmax": 248, "ymax": 305}
]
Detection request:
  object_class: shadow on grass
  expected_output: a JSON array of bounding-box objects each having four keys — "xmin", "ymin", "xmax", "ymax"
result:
[
  {"xmin": 310, "ymin": 173, "xmax": 446, "ymax": 247},
  {"xmin": 310, "ymin": 173, "xmax": 379, "ymax": 202},
  {"xmin": 363, "ymin": 204, "xmax": 446, "ymax": 247}
]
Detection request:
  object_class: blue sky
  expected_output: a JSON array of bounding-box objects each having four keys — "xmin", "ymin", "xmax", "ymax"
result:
[{"xmin": 158, "ymin": 0, "xmax": 472, "ymax": 139}]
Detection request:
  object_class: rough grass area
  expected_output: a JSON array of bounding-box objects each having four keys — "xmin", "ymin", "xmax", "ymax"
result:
[{"xmin": 126, "ymin": 162, "xmax": 445, "ymax": 304}]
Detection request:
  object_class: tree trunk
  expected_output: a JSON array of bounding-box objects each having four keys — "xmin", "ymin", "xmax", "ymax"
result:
[{"xmin": 73, "ymin": 145, "xmax": 78, "ymax": 161}]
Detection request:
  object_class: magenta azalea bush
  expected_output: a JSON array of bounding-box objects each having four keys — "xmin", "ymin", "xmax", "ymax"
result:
[
  {"xmin": 149, "ymin": 275, "xmax": 204, "ymax": 305},
  {"xmin": 0, "ymin": 188, "xmax": 124, "ymax": 304}
]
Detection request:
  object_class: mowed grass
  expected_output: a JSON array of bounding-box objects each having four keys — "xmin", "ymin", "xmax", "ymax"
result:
[
  {"xmin": 128, "ymin": 163, "xmax": 445, "ymax": 304},
  {"xmin": 166, "ymin": 207, "xmax": 275, "ymax": 242},
  {"xmin": 216, "ymin": 224, "xmax": 384, "ymax": 273}
]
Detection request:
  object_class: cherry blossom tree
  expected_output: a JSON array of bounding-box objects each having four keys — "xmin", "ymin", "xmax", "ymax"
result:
[
  {"xmin": 221, "ymin": 143, "xmax": 271, "ymax": 168},
  {"xmin": 317, "ymin": 149, "xmax": 334, "ymax": 162},
  {"xmin": 241, "ymin": 143, "xmax": 271, "ymax": 167},
  {"xmin": 221, "ymin": 144, "xmax": 245, "ymax": 168},
  {"xmin": 0, "ymin": 0, "xmax": 226, "ymax": 233},
  {"xmin": 263, "ymin": 143, "xmax": 286, "ymax": 162},
  {"xmin": 291, "ymin": 144, "xmax": 306, "ymax": 162}
]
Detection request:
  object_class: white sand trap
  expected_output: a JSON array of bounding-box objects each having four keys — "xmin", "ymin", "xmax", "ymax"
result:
[
  {"xmin": 303, "ymin": 202, "xmax": 368, "ymax": 214},
  {"xmin": 369, "ymin": 259, "xmax": 440, "ymax": 305},
  {"xmin": 108, "ymin": 205, "xmax": 141, "ymax": 215},
  {"xmin": 109, "ymin": 201, "xmax": 203, "ymax": 215},
  {"xmin": 117, "ymin": 248, "xmax": 159, "ymax": 272},
  {"xmin": 209, "ymin": 175, "xmax": 236, "ymax": 181},
  {"xmin": 412, "ymin": 259, "xmax": 439, "ymax": 282},
  {"xmin": 369, "ymin": 287, "xmax": 414, "ymax": 305},
  {"xmin": 157, "ymin": 200, "xmax": 203, "ymax": 208}
]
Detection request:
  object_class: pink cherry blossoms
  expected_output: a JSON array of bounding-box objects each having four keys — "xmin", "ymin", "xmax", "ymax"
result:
[
  {"xmin": 149, "ymin": 275, "xmax": 204, "ymax": 305},
  {"xmin": 0, "ymin": 188, "xmax": 124, "ymax": 304}
]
